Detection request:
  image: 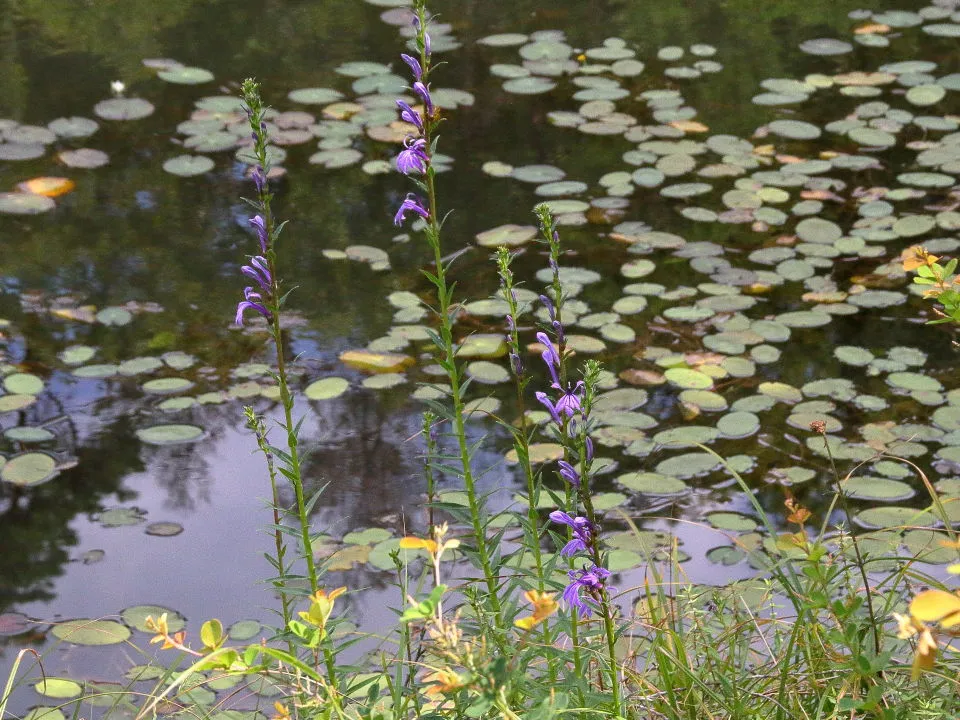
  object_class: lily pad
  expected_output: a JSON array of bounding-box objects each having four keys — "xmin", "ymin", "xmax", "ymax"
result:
[
  {"xmin": 52, "ymin": 619, "xmax": 130, "ymax": 646},
  {"xmin": 163, "ymin": 155, "xmax": 215, "ymax": 177},
  {"xmin": 1, "ymin": 453, "xmax": 58, "ymax": 487},
  {"xmin": 136, "ymin": 424, "xmax": 204, "ymax": 445},
  {"xmin": 305, "ymin": 377, "xmax": 349, "ymax": 400},
  {"xmin": 93, "ymin": 98, "xmax": 155, "ymax": 120},
  {"xmin": 145, "ymin": 521, "xmax": 184, "ymax": 537},
  {"xmin": 34, "ymin": 678, "xmax": 83, "ymax": 699},
  {"xmin": 121, "ymin": 605, "xmax": 186, "ymax": 633},
  {"xmin": 158, "ymin": 66, "xmax": 214, "ymax": 84}
]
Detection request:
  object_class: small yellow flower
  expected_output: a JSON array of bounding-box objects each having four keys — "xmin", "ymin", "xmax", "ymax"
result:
[
  {"xmin": 399, "ymin": 536, "xmax": 438, "ymax": 555},
  {"xmin": 272, "ymin": 702, "xmax": 291, "ymax": 720},
  {"xmin": 298, "ymin": 587, "xmax": 346, "ymax": 629},
  {"xmin": 901, "ymin": 245, "xmax": 939, "ymax": 272},
  {"xmin": 514, "ymin": 590, "xmax": 559, "ymax": 630}
]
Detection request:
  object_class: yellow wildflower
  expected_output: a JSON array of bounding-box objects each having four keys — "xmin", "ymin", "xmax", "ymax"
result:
[
  {"xmin": 901, "ymin": 245, "xmax": 939, "ymax": 272},
  {"xmin": 272, "ymin": 703, "xmax": 291, "ymax": 720},
  {"xmin": 514, "ymin": 590, "xmax": 559, "ymax": 630},
  {"xmin": 299, "ymin": 587, "xmax": 346, "ymax": 629},
  {"xmin": 422, "ymin": 668, "xmax": 464, "ymax": 697}
]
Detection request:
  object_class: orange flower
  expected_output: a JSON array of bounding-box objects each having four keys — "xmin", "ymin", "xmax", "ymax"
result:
[
  {"xmin": 514, "ymin": 590, "xmax": 559, "ymax": 630},
  {"xmin": 422, "ymin": 668, "xmax": 464, "ymax": 697},
  {"xmin": 399, "ymin": 536, "xmax": 438, "ymax": 555},
  {"xmin": 901, "ymin": 246, "xmax": 938, "ymax": 272}
]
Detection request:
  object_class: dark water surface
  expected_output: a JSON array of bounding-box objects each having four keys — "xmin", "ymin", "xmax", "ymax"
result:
[{"xmin": 1, "ymin": 0, "xmax": 958, "ymax": 709}]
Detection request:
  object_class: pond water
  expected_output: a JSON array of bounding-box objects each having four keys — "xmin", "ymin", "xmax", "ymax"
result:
[{"xmin": 2, "ymin": 0, "xmax": 960, "ymax": 712}]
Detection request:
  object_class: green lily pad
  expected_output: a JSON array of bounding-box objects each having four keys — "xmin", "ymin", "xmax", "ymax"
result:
[
  {"xmin": 93, "ymin": 98, "xmax": 155, "ymax": 120},
  {"xmin": 706, "ymin": 512, "xmax": 757, "ymax": 532},
  {"xmin": 505, "ymin": 443, "xmax": 563, "ymax": 464},
  {"xmin": 136, "ymin": 424, "xmax": 204, "ymax": 445},
  {"xmin": 121, "ymin": 604, "xmax": 185, "ymax": 633},
  {"xmin": 4, "ymin": 373, "xmax": 43, "ymax": 395},
  {"xmin": 0, "ymin": 192, "xmax": 55, "ymax": 214},
  {"xmin": 34, "ymin": 678, "xmax": 83, "ymax": 699},
  {"xmin": 717, "ymin": 411, "xmax": 760, "ymax": 439},
  {"xmin": 145, "ymin": 521, "xmax": 184, "ymax": 537},
  {"xmin": 475, "ymin": 224, "xmax": 537, "ymax": 248},
  {"xmin": 655, "ymin": 452, "xmax": 721, "ymax": 479},
  {"xmin": 52, "ymin": 619, "xmax": 130, "ymax": 646},
  {"xmin": 466, "ymin": 361, "xmax": 510, "ymax": 384},
  {"xmin": 841, "ymin": 476, "xmax": 914, "ymax": 502},
  {"xmin": 768, "ymin": 120, "xmax": 821, "ymax": 140},
  {"xmin": 96, "ymin": 306, "xmax": 133, "ymax": 326},
  {"xmin": 158, "ymin": 66, "xmax": 214, "ymax": 84},
  {"xmin": 228, "ymin": 619, "xmax": 262, "ymax": 641},
  {"xmin": 664, "ymin": 368, "xmax": 713, "ymax": 390},
  {"xmin": 1, "ymin": 453, "xmax": 58, "ymax": 487},
  {"xmin": 305, "ymin": 377, "xmax": 349, "ymax": 400},
  {"xmin": 142, "ymin": 378, "xmax": 193, "ymax": 394},
  {"xmin": 616, "ymin": 471, "xmax": 688, "ymax": 495},
  {"xmin": 854, "ymin": 506, "xmax": 936, "ymax": 529},
  {"xmin": 887, "ymin": 372, "xmax": 942, "ymax": 393},
  {"xmin": 163, "ymin": 154, "xmax": 215, "ymax": 177}
]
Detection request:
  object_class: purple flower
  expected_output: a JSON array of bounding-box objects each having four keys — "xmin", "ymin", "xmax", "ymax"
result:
[
  {"xmin": 424, "ymin": 33, "xmax": 431, "ymax": 57},
  {"xmin": 535, "ymin": 391, "xmax": 560, "ymax": 425},
  {"xmin": 241, "ymin": 255, "xmax": 272, "ymax": 292},
  {"xmin": 396, "ymin": 137, "xmax": 428, "ymax": 175},
  {"xmin": 552, "ymin": 319, "xmax": 565, "ymax": 345},
  {"xmin": 400, "ymin": 53, "xmax": 422, "ymax": 81},
  {"xmin": 413, "ymin": 81, "xmax": 433, "ymax": 114},
  {"xmin": 394, "ymin": 193, "xmax": 429, "ymax": 226},
  {"xmin": 556, "ymin": 460, "xmax": 580, "ymax": 488},
  {"xmin": 539, "ymin": 294, "xmax": 555, "ymax": 322},
  {"xmin": 396, "ymin": 100, "xmax": 424, "ymax": 133},
  {"xmin": 549, "ymin": 511, "xmax": 592, "ymax": 556},
  {"xmin": 251, "ymin": 166, "xmax": 265, "ymax": 195},
  {"xmin": 554, "ymin": 381, "xmax": 584, "ymax": 418},
  {"xmin": 563, "ymin": 565, "xmax": 611, "ymax": 618},
  {"xmin": 536, "ymin": 332, "xmax": 561, "ymax": 386},
  {"xmin": 585, "ymin": 436, "xmax": 594, "ymax": 463},
  {"xmin": 509, "ymin": 352, "xmax": 523, "ymax": 376},
  {"xmin": 235, "ymin": 287, "xmax": 271, "ymax": 326},
  {"xmin": 249, "ymin": 215, "xmax": 268, "ymax": 254}
]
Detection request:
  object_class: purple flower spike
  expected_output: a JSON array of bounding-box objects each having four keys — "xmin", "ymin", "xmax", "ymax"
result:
[
  {"xmin": 412, "ymin": 81, "xmax": 433, "ymax": 114},
  {"xmin": 252, "ymin": 166, "xmax": 265, "ymax": 195},
  {"xmin": 556, "ymin": 460, "xmax": 580, "ymax": 488},
  {"xmin": 235, "ymin": 287, "xmax": 271, "ymax": 326},
  {"xmin": 539, "ymin": 294, "xmax": 555, "ymax": 322},
  {"xmin": 241, "ymin": 255, "xmax": 273, "ymax": 292},
  {"xmin": 394, "ymin": 193, "xmax": 430, "ymax": 226},
  {"xmin": 535, "ymin": 391, "xmax": 560, "ymax": 425},
  {"xmin": 562, "ymin": 565, "xmax": 612, "ymax": 618},
  {"xmin": 536, "ymin": 332, "xmax": 561, "ymax": 386},
  {"xmin": 396, "ymin": 100, "xmax": 424, "ymax": 133},
  {"xmin": 396, "ymin": 137, "xmax": 428, "ymax": 175},
  {"xmin": 549, "ymin": 511, "xmax": 593, "ymax": 557},
  {"xmin": 249, "ymin": 215, "xmax": 268, "ymax": 253},
  {"xmin": 555, "ymin": 381, "xmax": 585, "ymax": 418},
  {"xmin": 400, "ymin": 53, "xmax": 422, "ymax": 81}
]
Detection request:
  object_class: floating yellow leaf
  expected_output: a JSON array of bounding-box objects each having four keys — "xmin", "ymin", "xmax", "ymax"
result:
[
  {"xmin": 668, "ymin": 120, "xmax": 708, "ymax": 133},
  {"xmin": 19, "ymin": 177, "xmax": 76, "ymax": 198},
  {"xmin": 339, "ymin": 349, "xmax": 414, "ymax": 374},
  {"xmin": 854, "ymin": 23, "xmax": 890, "ymax": 34}
]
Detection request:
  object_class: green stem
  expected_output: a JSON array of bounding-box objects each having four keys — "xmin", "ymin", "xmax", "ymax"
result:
[{"xmin": 421, "ymin": 105, "xmax": 501, "ymax": 626}]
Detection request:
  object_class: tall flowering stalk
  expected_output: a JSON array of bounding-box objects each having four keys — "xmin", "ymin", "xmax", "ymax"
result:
[
  {"xmin": 532, "ymin": 209, "xmax": 621, "ymax": 711},
  {"xmin": 235, "ymin": 81, "xmax": 342, "ymax": 689},
  {"xmin": 392, "ymin": 1, "xmax": 502, "ymax": 625},
  {"xmin": 495, "ymin": 248, "xmax": 546, "ymax": 593}
]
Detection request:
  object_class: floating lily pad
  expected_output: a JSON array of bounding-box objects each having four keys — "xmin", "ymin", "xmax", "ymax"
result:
[
  {"xmin": 305, "ymin": 377, "xmax": 349, "ymax": 400},
  {"xmin": 228, "ymin": 619, "xmax": 262, "ymax": 640},
  {"xmin": 52, "ymin": 619, "xmax": 130, "ymax": 646},
  {"xmin": 1, "ymin": 453, "xmax": 58, "ymax": 487},
  {"xmin": 142, "ymin": 378, "xmax": 193, "ymax": 394},
  {"xmin": 841, "ymin": 476, "xmax": 914, "ymax": 502},
  {"xmin": 158, "ymin": 66, "xmax": 214, "ymax": 84},
  {"xmin": 617, "ymin": 471, "xmax": 688, "ymax": 495},
  {"xmin": 854, "ymin": 506, "xmax": 936, "ymax": 529},
  {"xmin": 475, "ymin": 224, "xmax": 537, "ymax": 248},
  {"xmin": 0, "ymin": 192, "xmax": 55, "ymax": 214},
  {"xmin": 799, "ymin": 38, "xmax": 852, "ymax": 55},
  {"xmin": 34, "ymin": 678, "xmax": 83, "ymax": 699},
  {"xmin": 163, "ymin": 154, "xmax": 215, "ymax": 177},
  {"xmin": 145, "ymin": 521, "xmax": 184, "ymax": 537},
  {"xmin": 340, "ymin": 350, "xmax": 413, "ymax": 373},
  {"xmin": 4, "ymin": 426, "xmax": 55, "ymax": 443},
  {"xmin": 121, "ymin": 604, "xmax": 186, "ymax": 633},
  {"xmin": 136, "ymin": 424, "xmax": 204, "ymax": 445},
  {"xmin": 4, "ymin": 372, "xmax": 43, "ymax": 395},
  {"xmin": 706, "ymin": 512, "xmax": 757, "ymax": 532},
  {"xmin": 94, "ymin": 98, "xmax": 154, "ymax": 120},
  {"xmin": 59, "ymin": 148, "xmax": 109, "ymax": 169}
]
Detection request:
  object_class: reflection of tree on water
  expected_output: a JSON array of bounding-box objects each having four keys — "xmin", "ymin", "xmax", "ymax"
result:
[{"xmin": 0, "ymin": 415, "xmax": 140, "ymax": 612}]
